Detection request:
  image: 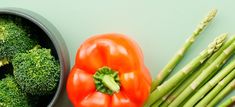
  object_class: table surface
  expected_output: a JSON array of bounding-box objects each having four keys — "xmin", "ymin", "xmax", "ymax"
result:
[{"xmin": 1, "ymin": 0, "xmax": 235, "ymax": 106}]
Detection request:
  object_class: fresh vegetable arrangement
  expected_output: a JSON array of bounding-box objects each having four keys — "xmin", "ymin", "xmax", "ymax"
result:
[
  {"xmin": 0, "ymin": 15, "xmax": 60, "ymax": 106},
  {"xmin": 66, "ymin": 9, "xmax": 235, "ymax": 107},
  {"xmin": 66, "ymin": 33, "xmax": 152, "ymax": 107},
  {"xmin": 144, "ymin": 9, "xmax": 235, "ymax": 107}
]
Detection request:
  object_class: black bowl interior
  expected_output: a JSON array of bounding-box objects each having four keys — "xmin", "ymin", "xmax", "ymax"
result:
[{"xmin": 0, "ymin": 14, "xmax": 59, "ymax": 107}]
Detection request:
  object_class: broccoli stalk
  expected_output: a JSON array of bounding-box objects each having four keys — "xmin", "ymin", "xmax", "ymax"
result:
[
  {"xmin": 0, "ymin": 57, "xmax": 9, "ymax": 67},
  {"xmin": 12, "ymin": 46, "xmax": 60, "ymax": 95},
  {"xmin": 0, "ymin": 16, "xmax": 36, "ymax": 67},
  {"xmin": 0, "ymin": 26, "xmax": 9, "ymax": 66}
]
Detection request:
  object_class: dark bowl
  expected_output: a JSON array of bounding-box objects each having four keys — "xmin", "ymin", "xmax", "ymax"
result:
[{"xmin": 0, "ymin": 8, "xmax": 70, "ymax": 107}]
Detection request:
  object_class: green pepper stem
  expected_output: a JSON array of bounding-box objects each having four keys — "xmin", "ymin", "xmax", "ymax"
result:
[
  {"xmin": 93, "ymin": 66, "xmax": 120, "ymax": 95},
  {"xmin": 102, "ymin": 75, "xmax": 120, "ymax": 93}
]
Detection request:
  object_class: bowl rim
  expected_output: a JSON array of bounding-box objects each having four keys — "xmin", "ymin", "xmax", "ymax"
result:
[{"xmin": 0, "ymin": 7, "xmax": 70, "ymax": 107}]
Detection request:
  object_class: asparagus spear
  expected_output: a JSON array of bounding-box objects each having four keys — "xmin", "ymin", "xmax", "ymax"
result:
[
  {"xmin": 208, "ymin": 79, "xmax": 235, "ymax": 107},
  {"xmin": 219, "ymin": 96, "xmax": 235, "ymax": 107},
  {"xmin": 144, "ymin": 34, "xmax": 226, "ymax": 107},
  {"xmin": 151, "ymin": 91, "xmax": 174, "ymax": 107},
  {"xmin": 159, "ymin": 35, "xmax": 235, "ymax": 107},
  {"xmin": 152, "ymin": 98, "xmax": 164, "ymax": 107},
  {"xmin": 194, "ymin": 63, "xmax": 235, "ymax": 107},
  {"xmin": 151, "ymin": 9, "xmax": 218, "ymax": 91},
  {"xmin": 168, "ymin": 35, "xmax": 235, "ymax": 107}
]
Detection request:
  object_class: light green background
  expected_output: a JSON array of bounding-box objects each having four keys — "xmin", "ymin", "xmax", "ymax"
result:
[{"xmin": 1, "ymin": 0, "xmax": 235, "ymax": 106}]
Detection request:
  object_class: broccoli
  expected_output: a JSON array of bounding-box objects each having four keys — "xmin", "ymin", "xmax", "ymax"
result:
[
  {"xmin": 0, "ymin": 76, "xmax": 30, "ymax": 107},
  {"xmin": 12, "ymin": 46, "xmax": 60, "ymax": 95},
  {"xmin": 0, "ymin": 15, "xmax": 36, "ymax": 67}
]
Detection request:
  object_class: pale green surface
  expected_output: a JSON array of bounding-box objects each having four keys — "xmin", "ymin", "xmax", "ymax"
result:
[{"xmin": 1, "ymin": 0, "xmax": 235, "ymax": 106}]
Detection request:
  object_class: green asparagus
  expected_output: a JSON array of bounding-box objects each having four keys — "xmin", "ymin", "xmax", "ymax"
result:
[
  {"xmin": 219, "ymin": 96, "xmax": 235, "ymax": 107},
  {"xmin": 167, "ymin": 38, "xmax": 235, "ymax": 107},
  {"xmin": 208, "ymin": 79, "xmax": 235, "ymax": 107},
  {"xmin": 150, "ymin": 9, "xmax": 218, "ymax": 92},
  {"xmin": 195, "ymin": 63, "xmax": 235, "ymax": 106},
  {"xmin": 144, "ymin": 34, "xmax": 226, "ymax": 107},
  {"xmin": 159, "ymin": 35, "xmax": 235, "ymax": 107},
  {"xmin": 151, "ymin": 98, "xmax": 164, "ymax": 107}
]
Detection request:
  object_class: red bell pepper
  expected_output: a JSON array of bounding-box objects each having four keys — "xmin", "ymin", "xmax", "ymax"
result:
[{"xmin": 66, "ymin": 33, "xmax": 151, "ymax": 107}]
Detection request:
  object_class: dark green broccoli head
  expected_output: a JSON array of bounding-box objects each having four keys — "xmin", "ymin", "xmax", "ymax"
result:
[
  {"xmin": 0, "ymin": 76, "xmax": 30, "ymax": 107},
  {"xmin": 12, "ymin": 47, "xmax": 60, "ymax": 95},
  {"xmin": 0, "ymin": 15, "xmax": 36, "ymax": 67}
]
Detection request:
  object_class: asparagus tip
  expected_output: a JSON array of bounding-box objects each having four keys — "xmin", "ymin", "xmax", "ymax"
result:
[
  {"xmin": 208, "ymin": 33, "xmax": 227, "ymax": 54},
  {"xmin": 206, "ymin": 9, "xmax": 217, "ymax": 21}
]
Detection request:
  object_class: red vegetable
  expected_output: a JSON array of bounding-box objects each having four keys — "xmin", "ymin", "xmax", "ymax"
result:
[{"xmin": 66, "ymin": 33, "xmax": 151, "ymax": 107}]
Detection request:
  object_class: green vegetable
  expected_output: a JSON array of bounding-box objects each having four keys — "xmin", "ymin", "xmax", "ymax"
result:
[
  {"xmin": 208, "ymin": 79, "xmax": 235, "ymax": 107},
  {"xmin": 219, "ymin": 96, "xmax": 235, "ymax": 107},
  {"xmin": 0, "ymin": 76, "xmax": 30, "ymax": 107},
  {"xmin": 193, "ymin": 59, "xmax": 235, "ymax": 106},
  {"xmin": 144, "ymin": 34, "xmax": 226, "ymax": 107},
  {"xmin": 159, "ymin": 34, "xmax": 234, "ymax": 107},
  {"xmin": 12, "ymin": 46, "xmax": 60, "ymax": 95},
  {"xmin": 169, "ymin": 38, "xmax": 235, "ymax": 107},
  {"xmin": 196, "ymin": 67, "xmax": 235, "ymax": 106},
  {"xmin": 151, "ymin": 92, "xmax": 172, "ymax": 107},
  {"xmin": 151, "ymin": 9, "xmax": 217, "ymax": 92},
  {"xmin": 152, "ymin": 99, "xmax": 163, "ymax": 107},
  {"xmin": 191, "ymin": 59, "xmax": 235, "ymax": 107},
  {"xmin": 0, "ymin": 15, "xmax": 36, "ymax": 67}
]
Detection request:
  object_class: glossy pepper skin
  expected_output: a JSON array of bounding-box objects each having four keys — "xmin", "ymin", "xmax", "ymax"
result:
[{"xmin": 66, "ymin": 33, "xmax": 151, "ymax": 107}]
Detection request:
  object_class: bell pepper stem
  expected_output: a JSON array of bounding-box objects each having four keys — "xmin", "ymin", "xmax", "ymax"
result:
[
  {"xmin": 93, "ymin": 66, "xmax": 120, "ymax": 95},
  {"xmin": 102, "ymin": 75, "xmax": 120, "ymax": 93}
]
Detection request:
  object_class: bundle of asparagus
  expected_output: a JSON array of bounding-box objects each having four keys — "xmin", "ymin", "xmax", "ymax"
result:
[
  {"xmin": 145, "ymin": 9, "xmax": 235, "ymax": 107},
  {"xmin": 150, "ymin": 9, "xmax": 218, "ymax": 92},
  {"xmin": 208, "ymin": 79, "xmax": 235, "ymax": 107}
]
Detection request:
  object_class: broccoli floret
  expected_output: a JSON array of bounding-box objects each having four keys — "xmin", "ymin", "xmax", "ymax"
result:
[
  {"xmin": 0, "ymin": 15, "xmax": 36, "ymax": 67},
  {"xmin": 12, "ymin": 46, "xmax": 60, "ymax": 95},
  {"xmin": 0, "ymin": 76, "xmax": 30, "ymax": 107}
]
